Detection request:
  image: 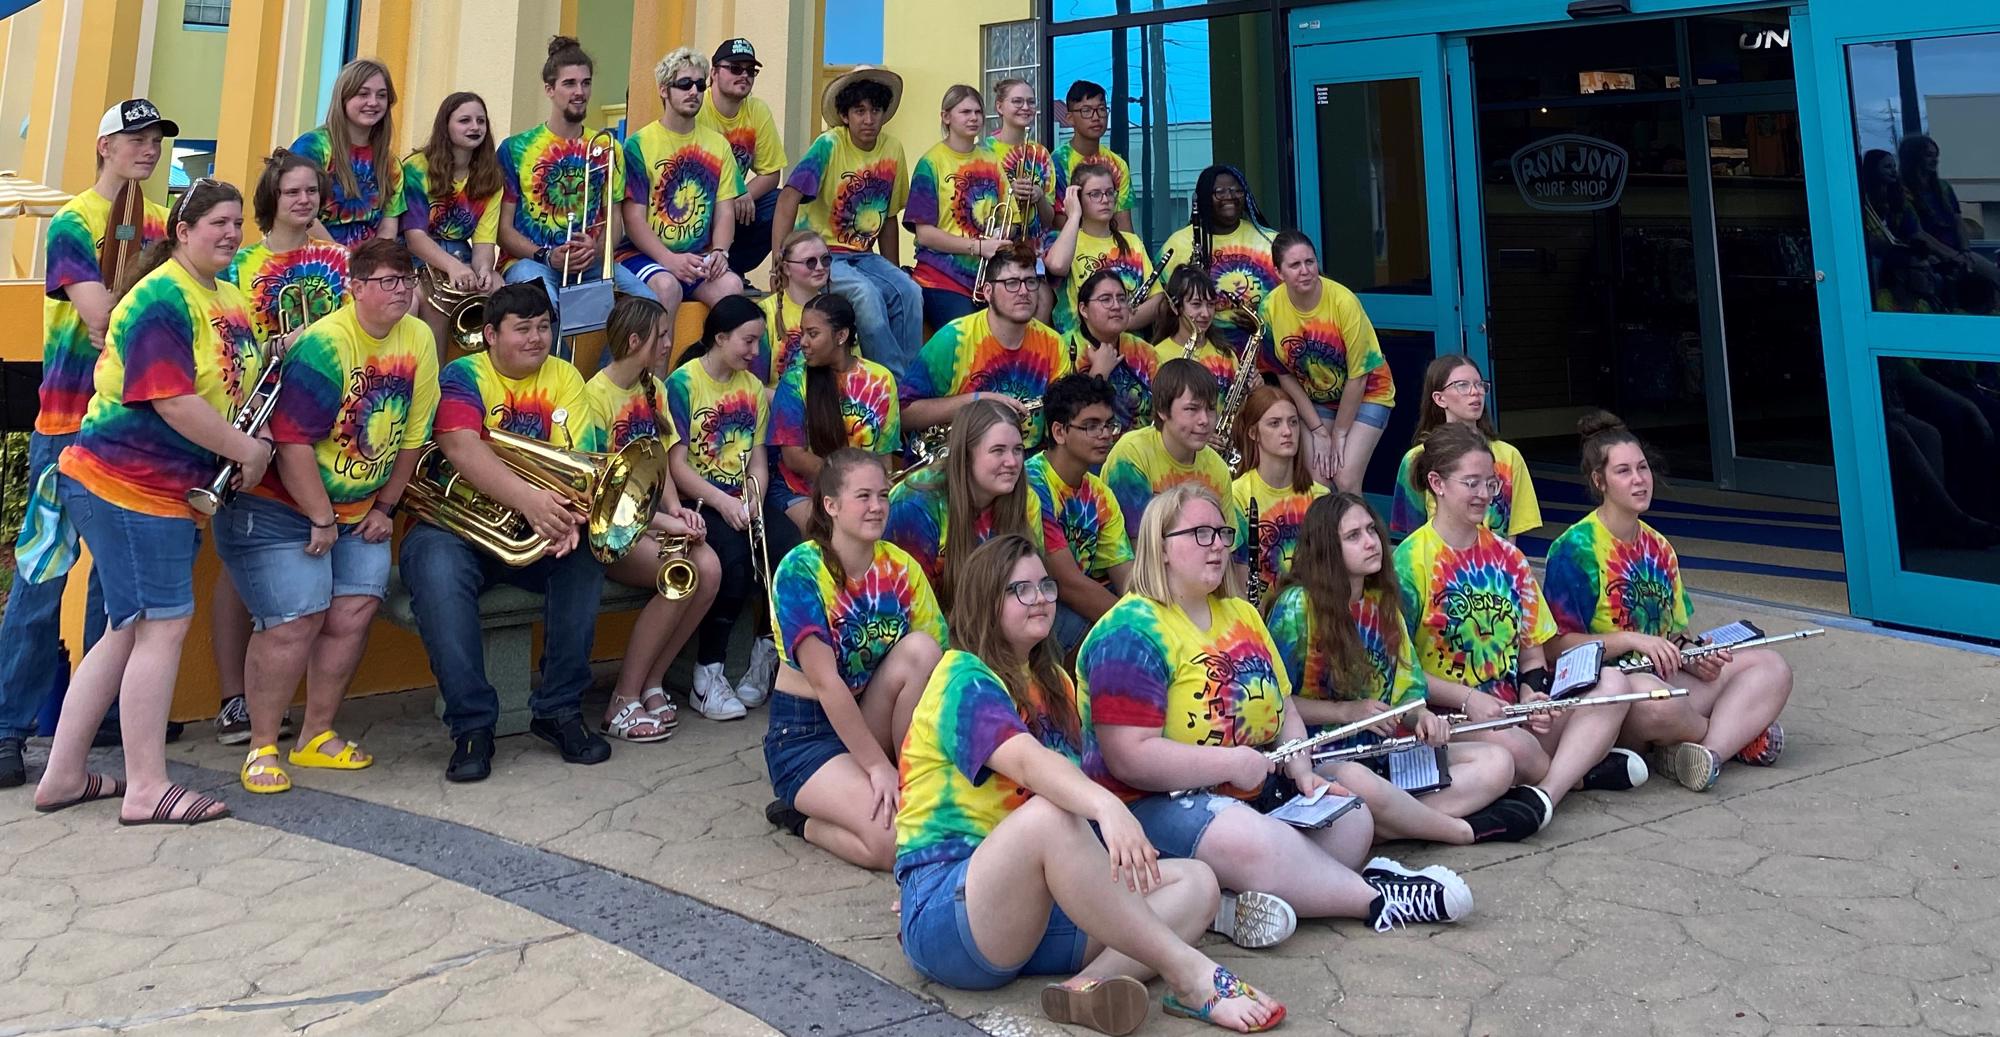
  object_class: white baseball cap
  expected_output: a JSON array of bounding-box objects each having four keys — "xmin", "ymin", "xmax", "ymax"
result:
[{"xmin": 98, "ymin": 98, "xmax": 180, "ymax": 138}]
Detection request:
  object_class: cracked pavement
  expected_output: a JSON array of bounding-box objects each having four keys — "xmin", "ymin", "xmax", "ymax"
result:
[{"xmin": 3, "ymin": 598, "xmax": 1998, "ymax": 1036}]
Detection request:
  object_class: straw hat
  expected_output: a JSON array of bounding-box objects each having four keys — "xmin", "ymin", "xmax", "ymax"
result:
[{"xmin": 821, "ymin": 66, "xmax": 902, "ymax": 128}]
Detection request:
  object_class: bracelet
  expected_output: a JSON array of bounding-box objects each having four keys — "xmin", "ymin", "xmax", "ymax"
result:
[
  {"xmin": 310, "ymin": 516, "xmax": 337, "ymax": 530},
  {"xmin": 371, "ymin": 497, "xmax": 402, "ymax": 518}
]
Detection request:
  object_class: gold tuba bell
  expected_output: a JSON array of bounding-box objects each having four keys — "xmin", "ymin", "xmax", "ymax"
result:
[
  {"xmin": 653, "ymin": 532, "xmax": 699, "ymax": 599},
  {"xmin": 422, "ymin": 267, "xmax": 488, "ymax": 352},
  {"xmin": 401, "ymin": 429, "xmax": 668, "ymax": 566}
]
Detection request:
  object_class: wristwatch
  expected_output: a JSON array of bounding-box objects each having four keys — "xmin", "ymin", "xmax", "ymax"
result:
[
  {"xmin": 372, "ymin": 497, "xmax": 402, "ymax": 519},
  {"xmin": 534, "ymin": 245, "xmax": 553, "ymax": 265}
]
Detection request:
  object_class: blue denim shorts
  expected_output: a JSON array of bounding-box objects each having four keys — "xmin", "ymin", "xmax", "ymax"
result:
[
  {"xmin": 213, "ymin": 494, "xmax": 392, "ymax": 630},
  {"xmin": 763, "ymin": 691, "xmax": 850, "ymax": 807},
  {"xmin": 765, "ymin": 463, "xmax": 810, "ymax": 515},
  {"xmin": 1127, "ymin": 775, "xmax": 1289, "ymax": 859},
  {"xmin": 1355, "ymin": 402, "xmax": 1392, "ymax": 430},
  {"xmin": 897, "ymin": 855, "xmax": 1088, "ymax": 990},
  {"xmin": 57, "ymin": 474, "xmax": 199, "ymax": 630}
]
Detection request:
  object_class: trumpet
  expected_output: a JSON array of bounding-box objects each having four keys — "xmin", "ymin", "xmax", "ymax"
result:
[
  {"xmin": 743, "ymin": 473, "xmax": 773, "ymax": 591},
  {"xmin": 1211, "ymin": 287, "xmax": 1267, "ymax": 468},
  {"xmin": 896, "ymin": 425, "xmax": 951, "ymax": 485},
  {"xmin": 1170, "ymin": 701, "xmax": 1423, "ymax": 800},
  {"xmin": 653, "ymin": 532, "xmax": 699, "ymax": 599},
  {"xmin": 1615, "ymin": 629, "xmax": 1824, "ymax": 674},
  {"xmin": 186, "ymin": 282, "xmax": 330, "ymax": 515},
  {"xmin": 1128, "ymin": 248, "xmax": 1171, "ymax": 309},
  {"xmin": 401, "ymin": 430, "xmax": 667, "ymax": 566}
]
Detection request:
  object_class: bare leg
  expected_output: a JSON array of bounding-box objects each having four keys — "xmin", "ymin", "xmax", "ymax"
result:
[
  {"xmin": 1618, "ymin": 672, "xmax": 1709, "ymax": 749},
  {"xmin": 783, "ymin": 499, "xmax": 812, "ymax": 535},
  {"xmin": 790, "ymin": 754, "xmax": 897, "ymax": 870},
  {"xmin": 1699, "ymin": 650, "xmax": 1792, "ymax": 759},
  {"xmin": 647, "ymin": 273, "xmax": 687, "ymax": 334},
  {"xmin": 608, "ymin": 543, "xmax": 720, "ymax": 704},
  {"xmin": 34, "ymin": 624, "xmax": 138, "ymax": 805},
  {"xmin": 1468, "ymin": 725, "xmax": 1551, "ymax": 786},
  {"xmin": 1193, "ymin": 800, "xmax": 1380, "ymax": 918},
  {"xmin": 1334, "ymin": 422, "xmax": 1386, "ymax": 494},
  {"xmin": 641, "ymin": 542, "xmax": 725, "ymax": 691},
  {"xmin": 209, "ymin": 572, "xmax": 251, "ymax": 705},
  {"xmin": 296, "ymin": 595, "xmax": 378, "ymax": 754},
  {"xmin": 244, "ymin": 612, "xmax": 323, "ymax": 767},
  {"xmin": 1326, "ymin": 762, "xmax": 1474, "ymax": 844},
  {"xmin": 1533, "ymin": 670, "xmax": 1636, "ymax": 807},
  {"xmin": 857, "ymin": 632, "xmax": 942, "ymax": 752}
]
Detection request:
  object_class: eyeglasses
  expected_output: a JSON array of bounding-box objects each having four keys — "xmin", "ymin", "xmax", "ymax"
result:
[
  {"xmin": 1068, "ymin": 105, "xmax": 1108, "ymax": 119},
  {"xmin": 1165, "ymin": 524, "xmax": 1236, "ymax": 548},
  {"xmin": 1450, "ymin": 476, "xmax": 1503, "ymax": 495},
  {"xmin": 785, "ymin": 255, "xmax": 833, "ymax": 270},
  {"xmin": 989, "ymin": 276, "xmax": 1037, "ymax": 294},
  {"xmin": 1211, "ymin": 187, "xmax": 1246, "ymax": 200},
  {"xmin": 668, "ymin": 77, "xmax": 708, "ymax": 93},
  {"xmin": 718, "ymin": 63, "xmax": 759, "ymax": 78},
  {"xmin": 355, "ymin": 274, "xmax": 417, "ymax": 291},
  {"xmin": 1005, "ymin": 98, "xmax": 1037, "ymax": 109},
  {"xmin": 1445, "ymin": 379, "xmax": 1493, "ymax": 394},
  {"xmin": 1006, "ymin": 577, "xmax": 1060, "ymax": 606},
  {"xmin": 1063, "ymin": 419, "xmax": 1122, "ymax": 437},
  {"xmin": 1082, "ymin": 188, "xmax": 1117, "ymax": 202},
  {"xmin": 1084, "ymin": 292, "xmax": 1126, "ymax": 307}
]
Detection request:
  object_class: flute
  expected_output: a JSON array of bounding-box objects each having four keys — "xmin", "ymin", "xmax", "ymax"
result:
[
  {"xmin": 1616, "ymin": 628, "xmax": 1825, "ymax": 674},
  {"xmin": 1169, "ymin": 700, "xmax": 1423, "ymax": 800},
  {"xmin": 1439, "ymin": 685, "xmax": 1689, "ymax": 725},
  {"xmin": 1308, "ymin": 715, "xmax": 1566, "ymax": 765}
]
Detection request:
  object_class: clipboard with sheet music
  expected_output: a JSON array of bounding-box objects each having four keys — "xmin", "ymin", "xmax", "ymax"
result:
[
  {"xmin": 1361, "ymin": 744, "xmax": 1452, "ymax": 796},
  {"xmin": 1267, "ymin": 784, "xmax": 1364, "ymax": 830}
]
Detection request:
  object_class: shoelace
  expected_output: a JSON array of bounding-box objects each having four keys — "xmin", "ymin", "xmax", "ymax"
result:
[
  {"xmin": 217, "ymin": 698, "xmax": 249, "ymax": 725},
  {"xmin": 1372, "ymin": 881, "xmax": 1444, "ymax": 932}
]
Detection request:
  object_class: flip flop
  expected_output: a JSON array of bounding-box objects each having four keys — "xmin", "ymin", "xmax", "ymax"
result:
[
  {"xmin": 287, "ymin": 730, "xmax": 373, "ymax": 770},
  {"xmin": 34, "ymin": 773, "xmax": 126, "ymax": 814},
  {"xmin": 121, "ymin": 784, "xmax": 230, "ymax": 827},
  {"xmin": 1163, "ymin": 965, "xmax": 1287, "ymax": 1033},
  {"xmin": 1041, "ymin": 976, "xmax": 1149, "ymax": 1036}
]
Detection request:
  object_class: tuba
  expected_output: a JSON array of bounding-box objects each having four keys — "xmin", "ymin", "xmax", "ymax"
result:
[
  {"xmin": 1211, "ymin": 288, "xmax": 1268, "ymax": 469},
  {"xmin": 422, "ymin": 267, "xmax": 487, "ymax": 352},
  {"xmin": 653, "ymin": 532, "xmax": 699, "ymax": 599},
  {"xmin": 401, "ymin": 429, "xmax": 667, "ymax": 566}
]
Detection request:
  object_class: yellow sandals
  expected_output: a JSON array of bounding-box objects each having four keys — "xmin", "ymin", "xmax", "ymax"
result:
[
  {"xmin": 288, "ymin": 730, "xmax": 374, "ymax": 770},
  {"xmin": 240, "ymin": 745, "xmax": 292, "ymax": 794}
]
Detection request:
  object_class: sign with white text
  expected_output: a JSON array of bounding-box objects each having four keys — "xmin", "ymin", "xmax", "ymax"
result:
[{"xmin": 1510, "ymin": 134, "xmax": 1630, "ymax": 212}]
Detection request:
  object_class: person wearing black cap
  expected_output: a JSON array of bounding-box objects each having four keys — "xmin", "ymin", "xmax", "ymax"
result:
[
  {"xmin": 700, "ymin": 37, "xmax": 788, "ymax": 277},
  {"xmin": 0, "ymin": 98, "xmax": 177, "ymax": 789}
]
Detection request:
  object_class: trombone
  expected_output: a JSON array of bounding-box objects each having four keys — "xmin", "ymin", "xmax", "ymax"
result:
[
  {"xmin": 743, "ymin": 473, "xmax": 774, "ymax": 593},
  {"xmin": 556, "ymin": 129, "xmax": 621, "ymax": 355}
]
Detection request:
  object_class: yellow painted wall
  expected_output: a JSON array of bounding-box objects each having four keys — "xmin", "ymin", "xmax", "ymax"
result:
[
  {"xmin": 148, "ymin": 2, "xmax": 229, "ymax": 145},
  {"xmin": 576, "ymin": 0, "xmax": 635, "ymax": 126}
]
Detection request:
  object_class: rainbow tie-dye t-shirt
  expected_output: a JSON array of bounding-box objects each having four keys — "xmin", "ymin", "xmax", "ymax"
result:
[
  {"xmin": 1390, "ymin": 437, "xmax": 1543, "ymax": 538},
  {"xmin": 434, "ymin": 351, "xmax": 592, "ymax": 446},
  {"xmin": 785, "ymin": 127, "xmax": 907, "ymax": 253},
  {"xmin": 697, "ymin": 95, "xmax": 787, "ymax": 180},
  {"xmin": 902, "ymin": 310, "xmax": 1070, "ymax": 446},
  {"xmin": 498, "ymin": 123, "xmax": 627, "ymax": 256},
  {"xmin": 1154, "ymin": 335, "xmax": 1237, "ymax": 393},
  {"xmin": 1054, "ymin": 230, "xmax": 1153, "ymax": 336},
  {"xmin": 577, "ymin": 369, "xmax": 678, "ymax": 455},
  {"xmin": 989, "ymin": 137, "xmax": 1058, "ymax": 243},
  {"xmin": 1051, "ymin": 140, "xmax": 1133, "ymax": 214},
  {"xmin": 253, "ymin": 307, "xmax": 438, "ymax": 523},
  {"xmin": 1067, "ymin": 330, "xmax": 1157, "ymax": 430},
  {"xmin": 755, "ymin": 291, "xmax": 809, "ymax": 387},
  {"xmin": 37, "ymin": 188, "xmax": 168, "ymax": 436},
  {"xmin": 59, "ymin": 261, "xmax": 262, "ymax": 519},
  {"xmin": 1233, "ymin": 470, "xmax": 1327, "ymax": 597},
  {"xmin": 222, "ymin": 240, "xmax": 349, "ymax": 345},
  {"xmin": 1267, "ymin": 583, "xmax": 1427, "ymax": 721},
  {"xmin": 1543, "ymin": 511, "xmax": 1694, "ymax": 652},
  {"xmin": 665, "ymin": 359, "xmax": 767, "ymax": 495},
  {"xmin": 883, "ymin": 468, "xmax": 1065, "ymax": 586},
  {"xmin": 895, "ymin": 650, "xmax": 1105, "ymax": 874},
  {"xmin": 1393, "ymin": 523, "xmax": 1558, "ymax": 704},
  {"xmin": 289, "ymin": 128, "xmax": 405, "ymax": 248},
  {"xmin": 1158, "ymin": 220, "xmax": 1281, "ymax": 353},
  {"xmin": 906, "ymin": 140, "xmax": 1007, "ymax": 296},
  {"xmin": 1025, "ymin": 453, "xmax": 1130, "ymax": 583},
  {"xmin": 399, "ymin": 154, "xmax": 502, "ymax": 245},
  {"xmin": 1100, "ymin": 427, "xmax": 1247, "ymax": 562},
  {"xmin": 619, "ymin": 121, "xmax": 743, "ymax": 256},
  {"xmin": 1080, "ymin": 593, "xmax": 1290, "ymax": 799},
  {"xmin": 771, "ymin": 539, "xmax": 947, "ymax": 693},
  {"xmin": 1259, "ymin": 278, "xmax": 1393, "ymax": 409},
  {"xmin": 768, "ymin": 357, "xmax": 901, "ymax": 495}
]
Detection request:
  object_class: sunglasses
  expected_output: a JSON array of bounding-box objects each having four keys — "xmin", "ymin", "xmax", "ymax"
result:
[
  {"xmin": 718, "ymin": 63, "xmax": 759, "ymax": 78},
  {"xmin": 668, "ymin": 77, "xmax": 708, "ymax": 93},
  {"xmin": 786, "ymin": 255, "xmax": 833, "ymax": 270}
]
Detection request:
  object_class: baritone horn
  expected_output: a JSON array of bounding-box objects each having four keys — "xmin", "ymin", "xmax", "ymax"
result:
[
  {"xmin": 422, "ymin": 267, "xmax": 487, "ymax": 352},
  {"xmin": 653, "ymin": 532, "xmax": 699, "ymax": 599},
  {"xmin": 400, "ymin": 428, "xmax": 667, "ymax": 566}
]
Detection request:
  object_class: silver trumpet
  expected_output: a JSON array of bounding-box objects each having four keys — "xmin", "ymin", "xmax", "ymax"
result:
[
  {"xmin": 1170, "ymin": 700, "xmax": 1422, "ymax": 799},
  {"xmin": 1616, "ymin": 629, "xmax": 1824, "ymax": 674}
]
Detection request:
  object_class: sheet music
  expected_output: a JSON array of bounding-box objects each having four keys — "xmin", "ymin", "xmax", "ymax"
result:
[
  {"xmin": 1550, "ymin": 641, "xmax": 1604, "ymax": 699},
  {"xmin": 1268, "ymin": 787, "xmax": 1362, "ymax": 829},
  {"xmin": 1387, "ymin": 746, "xmax": 1441, "ymax": 792},
  {"xmin": 1698, "ymin": 620, "xmax": 1762, "ymax": 647}
]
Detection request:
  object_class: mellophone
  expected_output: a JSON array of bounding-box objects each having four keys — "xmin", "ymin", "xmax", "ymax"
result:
[{"xmin": 1615, "ymin": 628, "xmax": 1825, "ymax": 674}]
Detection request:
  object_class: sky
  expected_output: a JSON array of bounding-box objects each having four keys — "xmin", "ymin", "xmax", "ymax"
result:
[
  {"xmin": 1845, "ymin": 32, "xmax": 1999, "ymax": 156},
  {"xmin": 822, "ymin": 0, "xmax": 884, "ymax": 65}
]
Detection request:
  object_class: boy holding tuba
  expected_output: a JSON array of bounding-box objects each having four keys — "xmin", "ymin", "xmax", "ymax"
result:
[
  {"xmin": 399, "ymin": 283, "xmax": 609, "ymax": 783},
  {"xmin": 215, "ymin": 238, "xmax": 437, "ymax": 794}
]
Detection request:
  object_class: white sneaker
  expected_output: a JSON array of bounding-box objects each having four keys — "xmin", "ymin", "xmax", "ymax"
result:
[
  {"xmin": 736, "ymin": 640, "xmax": 779, "ymax": 709},
  {"xmin": 1211, "ymin": 890, "xmax": 1297, "ymax": 949},
  {"xmin": 692, "ymin": 663, "xmax": 747, "ymax": 721}
]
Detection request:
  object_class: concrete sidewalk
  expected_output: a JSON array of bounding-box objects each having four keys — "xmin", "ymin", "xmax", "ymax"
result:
[{"xmin": 3, "ymin": 596, "xmax": 1998, "ymax": 1036}]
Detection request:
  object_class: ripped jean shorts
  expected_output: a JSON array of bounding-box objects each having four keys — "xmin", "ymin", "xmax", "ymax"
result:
[{"xmin": 1124, "ymin": 774, "xmax": 1288, "ymax": 859}]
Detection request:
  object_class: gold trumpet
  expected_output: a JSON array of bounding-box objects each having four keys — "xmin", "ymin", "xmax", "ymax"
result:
[
  {"xmin": 896, "ymin": 425, "xmax": 950, "ymax": 486},
  {"xmin": 422, "ymin": 267, "xmax": 487, "ymax": 352},
  {"xmin": 653, "ymin": 532, "xmax": 699, "ymax": 599},
  {"xmin": 185, "ymin": 283, "xmax": 332, "ymax": 515},
  {"xmin": 401, "ymin": 429, "xmax": 668, "ymax": 566}
]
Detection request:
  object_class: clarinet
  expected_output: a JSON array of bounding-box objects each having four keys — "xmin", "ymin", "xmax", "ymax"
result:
[
  {"xmin": 1128, "ymin": 249, "xmax": 1171, "ymax": 309},
  {"xmin": 1246, "ymin": 498, "xmax": 1266, "ymax": 609}
]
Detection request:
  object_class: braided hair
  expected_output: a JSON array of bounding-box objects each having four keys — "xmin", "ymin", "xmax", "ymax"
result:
[{"xmin": 1188, "ymin": 164, "xmax": 1269, "ymax": 269}]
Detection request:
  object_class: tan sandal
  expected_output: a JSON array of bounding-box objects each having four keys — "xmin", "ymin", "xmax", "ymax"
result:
[{"xmin": 1042, "ymin": 976, "xmax": 1149, "ymax": 1036}]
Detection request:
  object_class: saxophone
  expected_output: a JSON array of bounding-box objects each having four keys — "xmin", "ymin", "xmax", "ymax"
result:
[{"xmin": 1210, "ymin": 288, "xmax": 1266, "ymax": 469}]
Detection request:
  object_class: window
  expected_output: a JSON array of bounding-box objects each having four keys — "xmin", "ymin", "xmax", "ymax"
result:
[
  {"xmin": 1876, "ymin": 356, "xmax": 2000, "ymax": 584},
  {"xmin": 983, "ymin": 20, "xmax": 1039, "ymax": 136},
  {"xmin": 183, "ymin": 0, "xmax": 231, "ymax": 28}
]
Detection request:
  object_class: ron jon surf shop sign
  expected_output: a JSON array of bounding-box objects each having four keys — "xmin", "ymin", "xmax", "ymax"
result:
[{"xmin": 1510, "ymin": 134, "xmax": 1629, "ymax": 212}]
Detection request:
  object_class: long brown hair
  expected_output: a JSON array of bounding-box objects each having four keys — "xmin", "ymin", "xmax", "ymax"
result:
[
  {"xmin": 950, "ymin": 534, "xmax": 1080, "ymax": 748},
  {"xmin": 1412, "ymin": 353, "xmax": 1496, "ymax": 443},
  {"xmin": 1153, "ymin": 262, "xmax": 1217, "ymax": 343},
  {"xmin": 419, "ymin": 92, "xmax": 504, "ymax": 206},
  {"xmin": 323, "ymin": 59, "xmax": 397, "ymax": 202},
  {"xmin": 1231, "ymin": 384, "xmax": 1313, "ymax": 489},
  {"xmin": 119, "ymin": 179, "xmax": 244, "ymax": 296},
  {"xmin": 1072, "ymin": 162, "xmax": 1136, "ymax": 259},
  {"xmin": 941, "ymin": 399, "xmax": 1031, "ymax": 607},
  {"xmin": 1278, "ymin": 493, "xmax": 1405, "ymax": 698},
  {"xmin": 807, "ymin": 448, "xmax": 889, "ymax": 588}
]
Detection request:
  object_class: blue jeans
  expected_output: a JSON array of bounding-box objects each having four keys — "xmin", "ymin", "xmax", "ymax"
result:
[
  {"xmin": 399, "ymin": 521, "xmax": 606, "ymax": 738},
  {"xmin": 921, "ymin": 286, "xmax": 978, "ymax": 334},
  {"xmin": 727, "ymin": 190, "xmax": 779, "ymax": 277},
  {"xmin": 826, "ymin": 250, "xmax": 922, "ymax": 383},
  {"xmin": 0, "ymin": 431, "xmax": 106, "ymax": 740},
  {"xmin": 502, "ymin": 257, "xmax": 657, "ymax": 322}
]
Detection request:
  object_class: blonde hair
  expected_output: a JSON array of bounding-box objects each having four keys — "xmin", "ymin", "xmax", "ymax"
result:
[
  {"xmin": 655, "ymin": 48, "xmax": 709, "ymax": 88},
  {"xmin": 1126, "ymin": 482, "xmax": 1245, "ymax": 604}
]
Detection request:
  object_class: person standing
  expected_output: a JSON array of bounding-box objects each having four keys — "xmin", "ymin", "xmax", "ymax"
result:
[
  {"xmin": 290, "ymin": 59, "xmax": 404, "ymax": 247},
  {"xmin": 1051, "ymin": 81, "xmax": 1133, "ymax": 235},
  {"xmin": 700, "ymin": 38, "xmax": 788, "ymax": 278},
  {"xmin": 619, "ymin": 47, "xmax": 747, "ymax": 331},
  {"xmin": 772, "ymin": 66, "xmax": 921, "ymax": 380},
  {"xmin": 0, "ymin": 99, "xmax": 174, "ymax": 788}
]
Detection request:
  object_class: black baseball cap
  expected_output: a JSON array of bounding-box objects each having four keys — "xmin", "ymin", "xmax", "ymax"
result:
[
  {"xmin": 712, "ymin": 38, "xmax": 760, "ymax": 69},
  {"xmin": 98, "ymin": 98, "xmax": 180, "ymax": 138}
]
